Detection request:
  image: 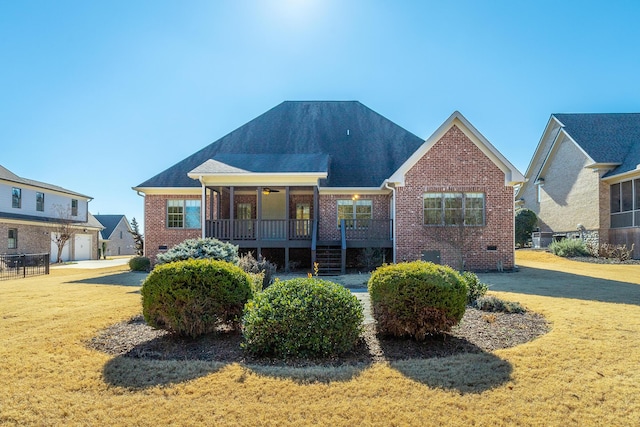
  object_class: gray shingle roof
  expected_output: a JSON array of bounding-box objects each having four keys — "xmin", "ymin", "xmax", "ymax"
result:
[
  {"xmin": 94, "ymin": 214, "xmax": 127, "ymax": 240},
  {"xmin": 0, "ymin": 165, "xmax": 92, "ymax": 199},
  {"xmin": 136, "ymin": 101, "xmax": 425, "ymax": 188},
  {"xmin": 191, "ymin": 154, "xmax": 330, "ymax": 174},
  {"xmin": 554, "ymin": 113, "xmax": 640, "ymax": 176}
]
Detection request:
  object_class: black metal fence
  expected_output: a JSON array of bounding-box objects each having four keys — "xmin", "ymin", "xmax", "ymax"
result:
[{"xmin": 0, "ymin": 253, "xmax": 50, "ymax": 281}]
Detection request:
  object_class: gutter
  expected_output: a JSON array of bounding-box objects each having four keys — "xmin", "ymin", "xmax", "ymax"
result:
[{"xmin": 384, "ymin": 180, "xmax": 397, "ymax": 264}]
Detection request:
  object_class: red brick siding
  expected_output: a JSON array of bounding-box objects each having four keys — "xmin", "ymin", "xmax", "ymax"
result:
[
  {"xmin": 144, "ymin": 194, "xmax": 203, "ymax": 263},
  {"xmin": 289, "ymin": 194, "xmax": 314, "ymax": 219},
  {"xmin": 395, "ymin": 125, "xmax": 515, "ymax": 270},
  {"xmin": 318, "ymin": 194, "xmax": 391, "ymax": 241}
]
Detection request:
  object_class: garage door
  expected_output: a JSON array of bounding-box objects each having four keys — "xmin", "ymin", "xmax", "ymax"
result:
[
  {"xmin": 74, "ymin": 234, "xmax": 92, "ymax": 260},
  {"xmin": 51, "ymin": 234, "xmax": 70, "ymax": 262}
]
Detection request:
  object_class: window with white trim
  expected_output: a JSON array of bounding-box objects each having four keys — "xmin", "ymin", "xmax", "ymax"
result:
[
  {"xmin": 36, "ymin": 192, "xmax": 45, "ymax": 212},
  {"xmin": 423, "ymin": 192, "xmax": 485, "ymax": 226},
  {"xmin": 337, "ymin": 199, "xmax": 372, "ymax": 228},
  {"xmin": 12, "ymin": 188, "xmax": 21, "ymax": 208},
  {"xmin": 8, "ymin": 228, "xmax": 17, "ymax": 249},
  {"xmin": 167, "ymin": 200, "xmax": 201, "ymax": 229}
]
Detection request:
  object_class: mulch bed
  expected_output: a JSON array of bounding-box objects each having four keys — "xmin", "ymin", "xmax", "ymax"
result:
[{"xmin": 87, "ymin": 307, "xmax": 549, "ymax": 368}]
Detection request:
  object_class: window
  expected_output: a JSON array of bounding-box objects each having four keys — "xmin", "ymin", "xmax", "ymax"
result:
[
  {"xmin": 337, "ymin": 199, "xmax": 372, "ymax": 228},
  {"xmin": 167, "ymin": 200, "xmax": 201, "ymax": 229},
  {"xmin": 71, "ymin": 199, "xmax": 78, "ymax": 216},
  {"xmin": 237, "ymin": 203, "xmax": 252, "ymax": 220},
  {"xmin": 610, "ymin": 179, "xmax": 640, "ymax": 228},
  {"xmin": 423, "ymin": 192, "xmax": 485, "ymax": 226},
  {"xmin": 12, "ymin": 188, "xmax": 21, "ymax": 208},
  {"xmin": 296, "ymin": 203, "xmax": 311, "ymax": 236},
  {"xmin": 611, "ymin": 183, "xmax": 621, "ymax": 213},
  {"xmin": 8, "ymin": 229, "xmax": 17, "ymax": 249},
  {"xmin": 36, "ymin": 192, "xmax": 45, "ymax": 212}
]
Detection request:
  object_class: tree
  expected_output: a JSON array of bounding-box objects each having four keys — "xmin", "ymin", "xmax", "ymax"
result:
[
  {"xmin": 430, "ymin": 210, "xmax": 481, "ymax": 271},
  {"xmin": 128, "ymin": 217, "xmax": 144, "ymax": 256},
  {"xmin": 51, "ymin": 205, "xmax": 74, "ymax": 263},
  {"xmin": 515, "ymin": 209, "xmax": 537, "ymax": 248}
]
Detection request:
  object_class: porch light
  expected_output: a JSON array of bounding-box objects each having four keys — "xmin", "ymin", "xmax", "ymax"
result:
[
  {"xmin": 262, "ymin": 188, "xmax": 271, "ymax": 195},
  {"xmin": 352, "ymin": 194, "xmax": 359, "ymax": 201}
]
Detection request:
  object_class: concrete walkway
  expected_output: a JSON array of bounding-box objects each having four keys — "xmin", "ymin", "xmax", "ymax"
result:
[{"xmin": 51, "ymin": 257, "xmax": 132, "ymax": 269}]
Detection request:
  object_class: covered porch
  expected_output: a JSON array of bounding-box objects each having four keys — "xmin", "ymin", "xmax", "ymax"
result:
[{"xmin": 188, "ymin": 154, "xmax": 393, "ymax": 273}]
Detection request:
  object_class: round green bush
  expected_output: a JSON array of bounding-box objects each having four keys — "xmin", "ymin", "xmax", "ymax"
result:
[
  {"xmin": 242, "ymin": 278, "xmax": 364, "ymax": 358},
  {"xmin": 141, "ymin": 259, "xmax": 252, "ymax": 337},
  {"xmin": 462, "ymin": 271, "xmax": 489, "ymax": 304},
  {"xmin": 368, "ymin": 261, "xmax": 467, "ymax": 340},
  {"xmin": 129, "ymin": 256, "xmax": 151, "ymax": 272},
  {"xmin": 156, "ymin": 237, "xmax": 239, "ymax": 265}
]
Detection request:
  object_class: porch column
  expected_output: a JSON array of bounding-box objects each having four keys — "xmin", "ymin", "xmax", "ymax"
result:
[
  {"xmin": 229, "ymin": 187, "xmax": 235, "ymax": 241},
  {"xmin": 257, "ymin": 187, "xmax": 262, "ymax": 257},
  {"xmin": 285, "ymin": 186, "xmax": 290, "ymax": 272},
  {"xmin": 201, "ymin": 181, "xmax": 206, "ymax": 239},
  {"xmin": 311, "ymin": 186, "xmax": 319, "ymax": 267}
]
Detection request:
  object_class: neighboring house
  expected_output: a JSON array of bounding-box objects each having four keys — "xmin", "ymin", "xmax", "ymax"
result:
[
  {"xmin": 94, "ymin": 214, "xmax": 137, "ymax": 257},
  {"xmin": 518, "ymin": 113, "xmax": 640, "ymax": 259},
  {"xmin": 0, "ymin": 165, "xmax": 101, "ymax": 261},
  {"xmin": 134, "ymin": 101, "xmax": 524, "ymax": 272}
]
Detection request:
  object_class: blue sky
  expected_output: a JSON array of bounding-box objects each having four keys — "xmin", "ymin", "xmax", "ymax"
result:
[{"xmin": 2, "ymin": 1, "xmax": 639, "ymax": 231}]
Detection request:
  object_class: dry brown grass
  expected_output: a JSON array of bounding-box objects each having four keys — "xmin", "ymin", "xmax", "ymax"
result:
[{"xmin": 1, "ymin": 253, "xmax": 640, "ymax": 426}]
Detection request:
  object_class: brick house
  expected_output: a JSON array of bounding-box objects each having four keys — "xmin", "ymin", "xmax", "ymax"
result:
[
  {"xmin": 134, "ymin": 101, "xmax": 524, "ymax": 272},
  {"xmin": 518, "ymin": 113, "xmax": 640, "ymax": 259},
  {"xmin": 0, "ymin": 165, "xmax": 102, "ymax": 261}
]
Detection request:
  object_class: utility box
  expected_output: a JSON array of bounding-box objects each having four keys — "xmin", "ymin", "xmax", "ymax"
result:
[
  {"xmin": 532, "ymin": 232, "xmax": 553, "ymax": 249},
  {"xmin": 421, "ymin": 250, "xmax": 441, "ymax": 264}
]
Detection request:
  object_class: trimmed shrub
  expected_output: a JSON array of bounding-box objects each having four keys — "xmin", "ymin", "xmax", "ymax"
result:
[
  {"xmin": 237, "ymin": 252, "xmax": 276, "ymax": 289},
  {"xmin": 242, "ymin": 278, "xmax": 364, "ymax": 358},
  {"xmin": 247, "ymin": 272, "xmax": 265, "ymax": 294},
  {"xmin": 141, "ymin": 259, "xmax": 252, "ymax": 337},
  {"xmin": 548, "ymin": 238, "xmax": 589, "ymax": 257},
  {"xmin": 129, "ymin": 256, "xmax": 151, "ymax": 272},
  {"xmin": 368, "ymin": 261, "xmax": 467, "ymax": 340},
  {"xmin": 473, "ymin": 295, "xmax": 526, "ymax": 314},
  {"xmin": 462, "ymin": 271, "xmax": 489, "ymax": 304},
  {"xmin": 156, "ymin": 238, "xmax": 239, "ymax": 265}
]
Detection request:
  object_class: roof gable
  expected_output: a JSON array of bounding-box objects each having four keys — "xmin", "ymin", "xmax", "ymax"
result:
[
  {"xmin": 135, "ymin": 101, "xmax": 425, "ymax": 189},
  {"xmin": 190, "ymin": 154, "xmax": 330, "ymax": 175},
  {"xmin": 94, "ymin": 215, "xmax": 128, "ymax": 239},
  {"xmin": 388, "ymin": 111, "xmax": 524, "ymax": 186},
  {"xmin": 553, "ymin": 113, "xmax": 640, "ymax": 177}
]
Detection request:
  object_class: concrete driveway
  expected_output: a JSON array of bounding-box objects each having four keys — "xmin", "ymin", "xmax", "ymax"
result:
[{"xmin": 52, "ymin": 257, "xmax": 132, "ymax": 269}]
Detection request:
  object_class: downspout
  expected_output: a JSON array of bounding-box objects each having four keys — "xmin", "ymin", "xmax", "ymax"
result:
[
  {"xmin": 200, "ymin": 177, "xmax": 206, "ymax": 239},
  {"xmin": 135, "ymin": 190, "xmax": 145, "ymax": 257},
  {"xmin": 384, "ymin": 180, "xmax": 397, "ymax": 264}
]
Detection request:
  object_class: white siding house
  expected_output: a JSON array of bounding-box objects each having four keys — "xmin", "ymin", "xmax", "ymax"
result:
[{"xmin": 0, "ymin": 165, "xmax": 101, "ymax": 261}]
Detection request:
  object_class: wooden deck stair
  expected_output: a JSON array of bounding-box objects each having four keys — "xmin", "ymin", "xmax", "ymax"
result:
[{"xmin": 315, "ymin": 245, "xmax": 343, "ymax": 276}]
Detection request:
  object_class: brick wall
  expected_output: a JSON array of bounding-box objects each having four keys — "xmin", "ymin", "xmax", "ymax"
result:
[
  {"xmin": 395, "ymin": 124, "xmax": 515, "ymax": 271},
  {"xmin": 0, "ymin": 223, "xmax": 52, "ymax": 255},
  {"xmin": 144, "ymin": 194, "xmax": 202, "ymax": 263},
  {"xmin": 0, "ymin": 222, "xmax": 99, "ymax": 260},
  {"xmin": 318, "ymin": 194, "xmax": 391, "ymax": 241}
]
